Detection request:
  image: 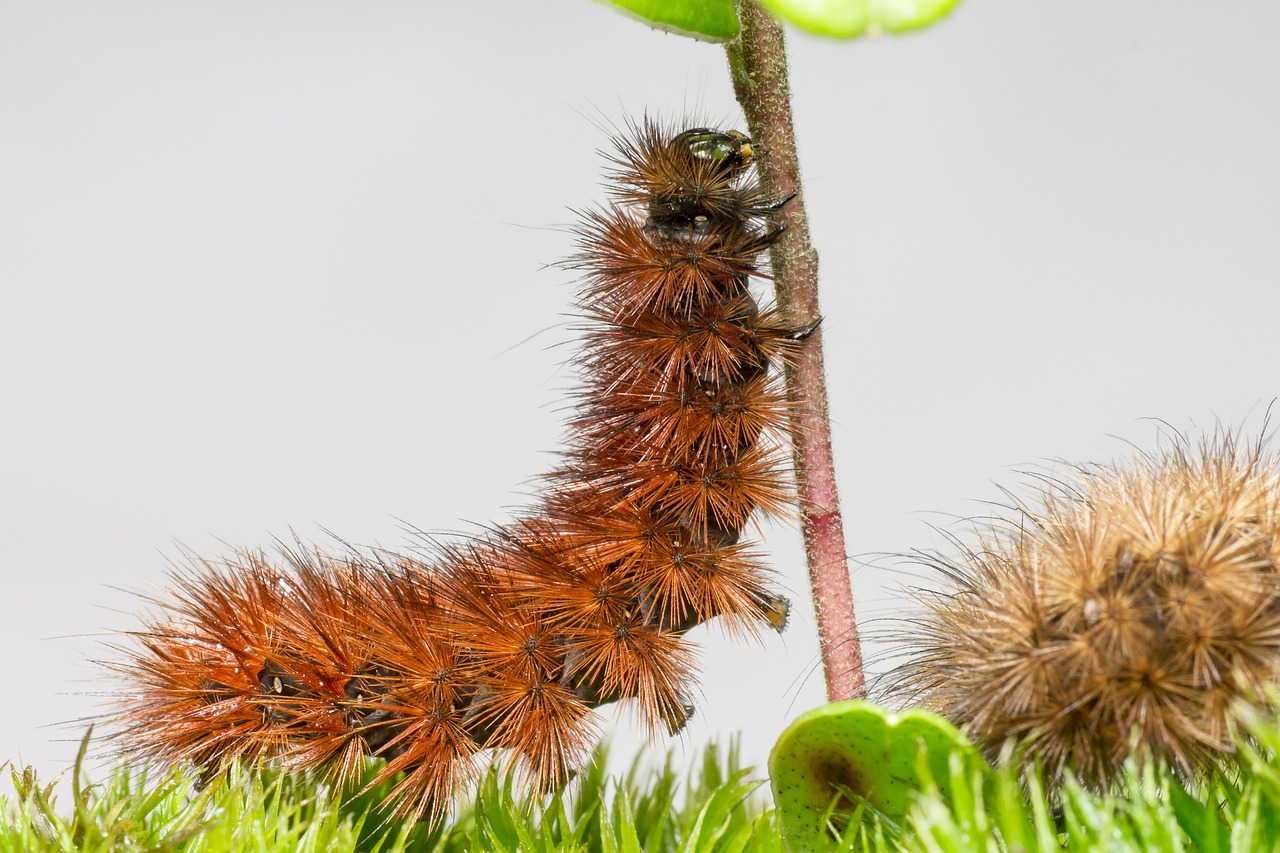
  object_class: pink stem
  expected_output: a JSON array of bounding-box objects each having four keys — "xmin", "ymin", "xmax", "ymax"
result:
[{"xmin": 725, "ymin": 0, "xmax": 865, "ymax": 701}]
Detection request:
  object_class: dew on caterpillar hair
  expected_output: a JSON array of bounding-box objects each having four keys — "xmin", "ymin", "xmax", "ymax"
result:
[{"xmin": 108, "ymin": 117, "xmax": 800, "ymax": 821}]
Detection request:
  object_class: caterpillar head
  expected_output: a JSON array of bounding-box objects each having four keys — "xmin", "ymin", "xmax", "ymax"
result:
[
  {"xmin": 610, "ymin": 121, "xmax": 770, "ymax": 229},
  {"xmin": 674, "ymin": 127, "xmax": 754, "ymax": 177}
]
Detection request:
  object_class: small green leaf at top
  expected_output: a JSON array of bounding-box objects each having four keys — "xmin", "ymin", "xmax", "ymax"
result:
[
  {"xmin": 757, "ymin": 0, "xmax": 961, "ymax": 37},
  {"xmin": 596, "ymin": 0, "xmax": 741, "ymax": 42},
  {"xmin": 769, "ymin": 700, "xmax": 984, "ymax": 852}
]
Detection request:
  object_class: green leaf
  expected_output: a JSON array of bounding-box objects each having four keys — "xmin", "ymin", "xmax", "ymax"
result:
[
  {"xmin": 757, "ymin": 0, "xmax": 961, "ymax": 38},
  {"xmin": 595, "ymin": 0, "xmax": 741, "ymax": 42},
  {"xmin": 768, "ymin": 700, "xmax": 983, "ymax": 852}
]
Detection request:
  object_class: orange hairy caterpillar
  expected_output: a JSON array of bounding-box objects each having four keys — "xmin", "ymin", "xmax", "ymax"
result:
[
  {"xmin": 890, "ymin": 431, "xmax": 1280, "ymax": 788},
  {"xmin": 110, "ymin": 120, "xmax": 800, "ymax": 821}
]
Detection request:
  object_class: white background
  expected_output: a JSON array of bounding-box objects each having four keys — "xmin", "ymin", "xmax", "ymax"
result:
[{"xmin": 2, "ymin": 0, "xmax": 1278, "ymax": 792}]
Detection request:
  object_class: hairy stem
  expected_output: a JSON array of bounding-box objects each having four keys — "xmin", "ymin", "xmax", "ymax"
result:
[{"xmin": 725, "ymin": 0, "xmax": 865, "ymax": 701}]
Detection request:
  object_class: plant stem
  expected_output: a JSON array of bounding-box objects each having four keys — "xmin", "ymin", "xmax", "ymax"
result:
[{"xmin": 725, "ymin": 1, "xmax": 865, "ymax": 701}]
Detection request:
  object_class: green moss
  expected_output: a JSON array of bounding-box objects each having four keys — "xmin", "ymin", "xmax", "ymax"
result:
[{"xmin": 5, "ymin": 718, "xmax": 1280, "ymax": 852}]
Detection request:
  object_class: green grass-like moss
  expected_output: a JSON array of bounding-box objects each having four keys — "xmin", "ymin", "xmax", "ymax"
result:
[{"xmin": 5, "ymin": 718, "xmax": 1280, "ymax": 852}]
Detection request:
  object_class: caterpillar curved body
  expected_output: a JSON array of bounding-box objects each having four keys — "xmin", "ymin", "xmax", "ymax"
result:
[{"xmin": 113, "ymin": 121, "xmax": 797, "ymax": 820}]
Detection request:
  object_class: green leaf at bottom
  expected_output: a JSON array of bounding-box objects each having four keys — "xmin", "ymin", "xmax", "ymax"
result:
[{"xmin": 769, "ymin": 700, "xmax": 982, "ymax": 851}]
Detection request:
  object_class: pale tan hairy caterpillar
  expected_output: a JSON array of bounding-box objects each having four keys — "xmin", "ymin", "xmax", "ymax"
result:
[{"xmin": 890, "ymin": 431, "xmax": 1280, "ymax": 788}]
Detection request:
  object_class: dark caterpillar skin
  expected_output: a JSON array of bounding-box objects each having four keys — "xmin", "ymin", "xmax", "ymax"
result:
[{"xmin": 112, "ymin": 120, "xmax": 799, "ymax": 821}]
